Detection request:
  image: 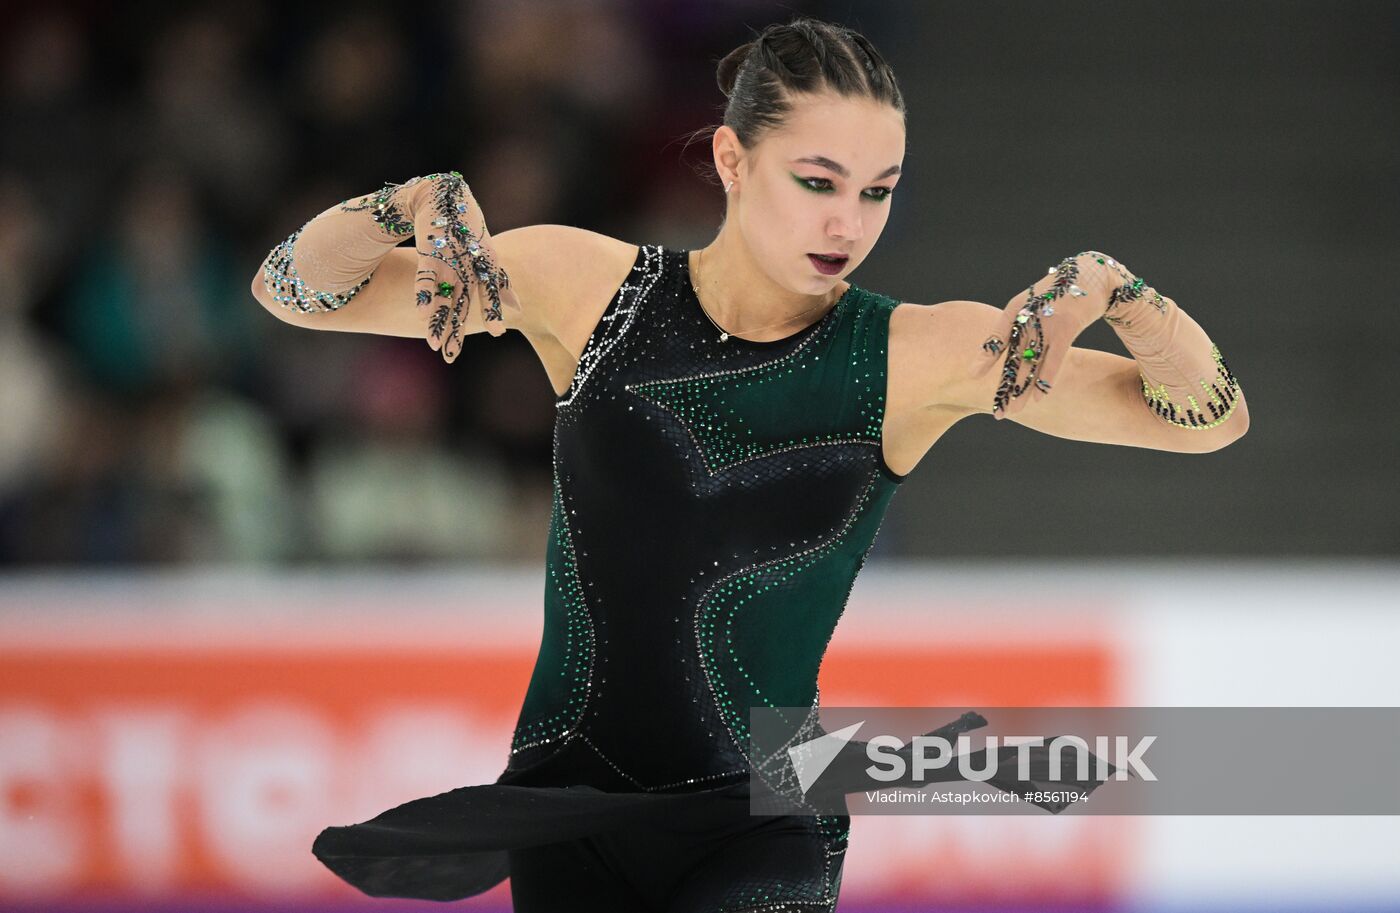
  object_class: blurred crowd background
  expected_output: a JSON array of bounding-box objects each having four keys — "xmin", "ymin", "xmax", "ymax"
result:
[
  {"xmin": 0, "ymin": 0, "xmax": 790, "ymax": 566},
  {"xmin": 1, "ymin": 0, "xmax": 1394, "ymax": 567}
]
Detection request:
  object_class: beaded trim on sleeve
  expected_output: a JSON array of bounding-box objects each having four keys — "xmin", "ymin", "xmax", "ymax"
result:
[
  {"xmin": 261, "ymin": 225, "xmax": 379, "ymax": 314},
  {"xmin": 260, "ymin": 182, "xmax": 416, "ymax": 315},
  {"xmin": 1140, "ymin": 344, "xmax": 1242, "ymax": 429}
]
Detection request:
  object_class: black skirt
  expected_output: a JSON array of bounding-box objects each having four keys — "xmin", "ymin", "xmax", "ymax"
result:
[
  {"xmin": 311, "ymin": 762, "xmax": 769, "ymax": 902},
  {"xmin": 311, "ymin": 711, "xmax": 1112, "ymax": 902}
]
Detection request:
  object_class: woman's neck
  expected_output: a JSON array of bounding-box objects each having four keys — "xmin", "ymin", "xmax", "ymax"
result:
[{"xmin": 690, "ymin": 226, "xmax": 847, "ymax": 341}]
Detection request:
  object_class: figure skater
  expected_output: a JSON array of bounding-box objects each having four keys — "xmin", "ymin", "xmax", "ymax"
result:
[{"xmin": 253, "ymin": 15, "xmax": 1247, "ymax": 912}]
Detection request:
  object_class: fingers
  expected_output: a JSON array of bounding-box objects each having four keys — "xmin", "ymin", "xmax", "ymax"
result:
[
  {"xmin": 993, "ymin": 338, "xmax": 1061, "ymax": 420},
  {"xmin": 416, "ymin": 255, "xmax": 454, "ymax": 356},
  {"xmin": 435, "ymin": 258, "xmax": 470, "ymax": 364},
  {"xmin": 998, "ymin": 334, "xmax": 1064, "ymax": 421},
  {"xmin": 991, "ymin": 252, "xmax": 1108, "ymax": 418},
  {"xmin": 991, "ymin": 291, "xmax": 1056, "ymax": 419},
  {"xmin": 440, "ymin": 282, "xmax": 469, "ymax": 363},
  {"xmin": 417, "ymin": 242, "xmax": 483, "ymax": 363},
  {"xmin": 478, "ymin": 265, "xmax": 521, "ymax": 339},
  {"xmin": 478, "ymin": 281, "xmax": 512, "ymax": 338},
  {"xmin": 468, "ymin": 235, "xmax": 515, "ymax": 339},
  {"xmin": 491, "ymin": 281, "xmax": 523, "ymax": 337},
  {"xmin": 409, "ymin": 175, "xmax": 478, "ymax": 363},
  {"xmin": 414, "ymin": 215, "xmax": 518, "ymax": 359}
]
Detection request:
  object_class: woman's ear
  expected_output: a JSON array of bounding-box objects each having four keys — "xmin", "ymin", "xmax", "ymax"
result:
[{"xmin": 712, "ymin": 125, "xmax": 743, "ymax": 187}]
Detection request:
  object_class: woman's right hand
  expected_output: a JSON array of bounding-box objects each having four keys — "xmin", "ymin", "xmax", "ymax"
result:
[{"xmin": 406, "ymin": 172, "xmax": 523, "ymax": 362}]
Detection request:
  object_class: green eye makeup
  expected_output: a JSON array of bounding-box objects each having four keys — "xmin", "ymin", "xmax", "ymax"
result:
[{"xmin": 790, "ymin": 173, "xmax": 893, "ymax": 202}]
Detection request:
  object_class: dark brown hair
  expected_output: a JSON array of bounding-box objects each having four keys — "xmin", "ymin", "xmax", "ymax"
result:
[{"xmin": 683, "ymin": 16, "xmax": 905, "ymax": 182}]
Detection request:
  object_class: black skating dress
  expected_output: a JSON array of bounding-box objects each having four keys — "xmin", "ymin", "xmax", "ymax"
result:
[{"xmin": 311, "ymin": 245, "xmax": 1083, "ymax": 909}]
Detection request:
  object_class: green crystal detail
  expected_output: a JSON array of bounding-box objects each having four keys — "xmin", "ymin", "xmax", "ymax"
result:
[{"xmin": 628, "ymin": 289, "xmax": 890, "ymax": 475}]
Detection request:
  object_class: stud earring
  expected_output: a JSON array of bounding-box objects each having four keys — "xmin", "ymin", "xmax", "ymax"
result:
[{"xmin": 725, "ymin": 180, "xmax": 734, "ymax": 194}]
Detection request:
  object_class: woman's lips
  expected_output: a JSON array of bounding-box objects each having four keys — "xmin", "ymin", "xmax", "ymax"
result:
[{"xmin": 807, "ymin": 253, "xmax": 848, "ymax": 275}]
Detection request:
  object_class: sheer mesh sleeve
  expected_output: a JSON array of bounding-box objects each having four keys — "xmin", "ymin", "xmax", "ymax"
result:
[
  {"xmin": 988, "ymin": 251, "xmax": 1242, "ymax": 431},
  {"xmin": 1104, "ymin": 276, "xmax": 1243, "ymax": 430},
  {"xmin": 258, "ymin": 173, "xmax": 518, "ymax": 361},
  {"xmin": 258, "ymin": 180, "xmax": 424, "ymax": 314}
]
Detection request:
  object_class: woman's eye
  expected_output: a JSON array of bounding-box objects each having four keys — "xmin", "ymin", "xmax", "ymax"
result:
[{"xmin": 796, "ymin": 175, "xmax": 893, "ymax": 201}]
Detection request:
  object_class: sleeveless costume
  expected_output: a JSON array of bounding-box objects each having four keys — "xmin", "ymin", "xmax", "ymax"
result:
[{"xmin": 312, "ymin": 243, "xmax": 914, "ymax": 911}]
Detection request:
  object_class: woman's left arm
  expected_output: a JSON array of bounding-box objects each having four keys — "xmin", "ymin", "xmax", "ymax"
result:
[{"xmin": 897, "ymin": 251, "xmax": 1250, "ymax": 453}]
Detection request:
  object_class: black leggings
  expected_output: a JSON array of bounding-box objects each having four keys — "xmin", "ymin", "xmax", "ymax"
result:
[{"xmin": 506, "ymin": 789, "xmax": 849, "ymax": 912}]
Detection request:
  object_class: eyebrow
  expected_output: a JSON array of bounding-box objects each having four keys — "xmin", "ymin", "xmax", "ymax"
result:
[{"xmin": 792, "ymin": 155, "xmax": 901, "ymax": 181}]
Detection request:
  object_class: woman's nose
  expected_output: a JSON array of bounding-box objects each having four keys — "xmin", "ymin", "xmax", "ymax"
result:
[
  {"xmin": 827, "ymin": 205, "xmax": 864, "ymax": 242},
  {"xmin": 828, "ymin": 213, "xmax": 863, "ymax": 242}
]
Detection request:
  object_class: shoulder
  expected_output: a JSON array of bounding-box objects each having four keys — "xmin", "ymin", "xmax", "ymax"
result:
[
  {"xmin": 887, "ymin": 299, "xmax": 1006, "ymax": 413},
  {"xmin": 488, "ymin": 224, "xmax": 640, "ymax": 346}
]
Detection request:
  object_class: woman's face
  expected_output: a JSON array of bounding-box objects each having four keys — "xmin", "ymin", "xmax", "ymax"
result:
[{"xmin": 724, "ymin": 90, "xmax": 906, "ymax": 295}]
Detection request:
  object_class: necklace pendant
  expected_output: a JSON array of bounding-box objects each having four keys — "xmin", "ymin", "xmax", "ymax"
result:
[{"xmin": 719, "ymin": 332, "xmax": 729, "ymax": 342}]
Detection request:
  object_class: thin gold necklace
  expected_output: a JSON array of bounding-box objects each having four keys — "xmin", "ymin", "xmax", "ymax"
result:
[{"xmin": 689, "ymin": 248, "xmax": 838, "ymax": 343}]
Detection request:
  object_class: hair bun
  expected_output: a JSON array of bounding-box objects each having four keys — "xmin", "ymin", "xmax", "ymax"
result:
[{"xmin": 715, "ymin": 40, "xmax": 756, "ymax": 98}]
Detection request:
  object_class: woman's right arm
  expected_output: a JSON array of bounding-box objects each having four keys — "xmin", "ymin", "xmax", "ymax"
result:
[{"xmin": 249, "ymin": 172, "xmax": 625, "ymax": 362}]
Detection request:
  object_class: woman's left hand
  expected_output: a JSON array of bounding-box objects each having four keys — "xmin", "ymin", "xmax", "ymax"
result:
[{"xmin": 990, "ymin": 251, "xmax": 1135, "ymax": 419}]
